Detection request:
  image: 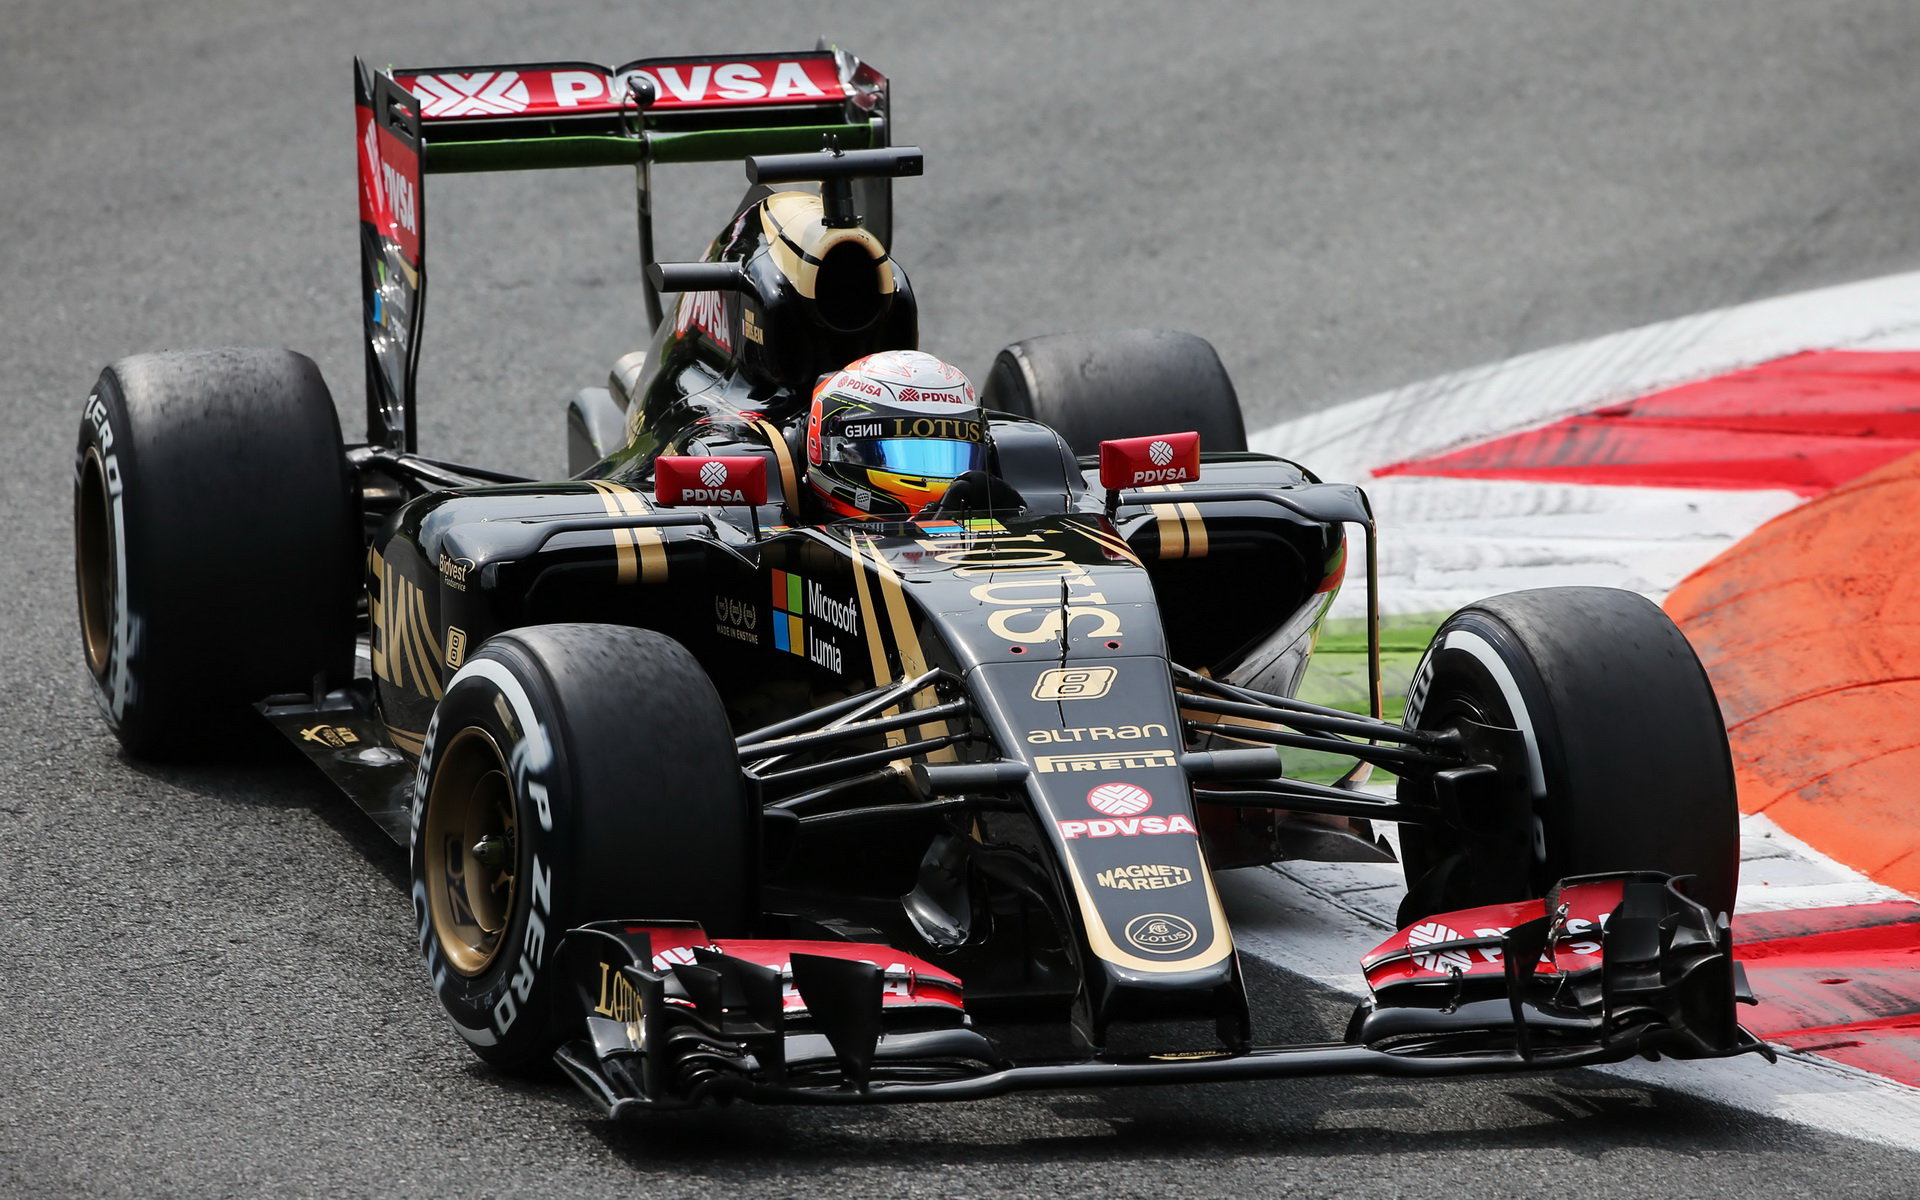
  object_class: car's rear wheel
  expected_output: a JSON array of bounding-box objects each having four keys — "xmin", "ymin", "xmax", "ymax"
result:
[
  {"xmin": 1395, "ymin": 587, "xmax": 1739, "ymax": 926},
  {"xmin": 982, "ymin": 329, "xmax": 1248, "ymax": 456},
  {"xmin": 411, "ymin": 623, "xmax": 753, "ymax": 1073},
  {"xmin": 74, "ymin": 349, "xmax": 358, "ymax": 758}
]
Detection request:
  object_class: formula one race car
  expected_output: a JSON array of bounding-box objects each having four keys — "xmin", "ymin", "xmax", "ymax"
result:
[{"xmin": 72, "ymin": 46, "xmax": 1768, "ymax": 1113}]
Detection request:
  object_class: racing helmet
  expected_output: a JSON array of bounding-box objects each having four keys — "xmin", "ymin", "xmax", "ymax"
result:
[{"xmin": 805, "ymin": 350, "xmax": 989, "ymax": 520}]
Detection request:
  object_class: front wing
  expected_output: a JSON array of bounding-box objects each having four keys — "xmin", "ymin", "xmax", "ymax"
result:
[{"xmin": 552, "ymin": 873, "xmax": 1769, "ymax": 1114}]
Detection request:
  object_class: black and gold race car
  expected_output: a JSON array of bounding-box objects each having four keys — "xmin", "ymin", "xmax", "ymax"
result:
[{"xmin": 72, "ymin": 46, "xmax": 1767, "ymax": 1114}]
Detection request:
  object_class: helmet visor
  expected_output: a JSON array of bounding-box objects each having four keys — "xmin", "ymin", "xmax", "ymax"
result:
[{"xmin": 828, "ymin": 437, "xmax": 986, "ymax": 480}]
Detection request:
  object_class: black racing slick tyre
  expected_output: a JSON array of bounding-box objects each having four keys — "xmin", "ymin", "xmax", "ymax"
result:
[
  {"xmin": 410, "ymin": 624, "xmax": 752, "ymax": 1073},
  {"xmin": 74, "ymin": 349, "xmax": 358, "ymax": 758},
  {"xmin": 982, "ymin": 329, "xmax": 1248, "ymax": 456},
  {"xmin": 1395, "ymin": 587, "xmax": 1739, "ymax": 927}
]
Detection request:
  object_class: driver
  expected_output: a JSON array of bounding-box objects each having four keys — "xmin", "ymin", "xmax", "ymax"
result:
[{"xmin": 804, "ymin": 349, "xmax": 989, "ymax": 520}]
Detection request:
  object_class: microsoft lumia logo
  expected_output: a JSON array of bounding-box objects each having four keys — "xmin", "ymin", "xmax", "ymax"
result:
[{"xmin": 770, "ymin": 568, "xmax": 805, "ymax": 656}]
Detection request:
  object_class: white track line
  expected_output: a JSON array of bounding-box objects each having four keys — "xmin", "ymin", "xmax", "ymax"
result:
[{"xmin": 1232, "ymin": 271, "xmax": 1920, "ymax": 1143}]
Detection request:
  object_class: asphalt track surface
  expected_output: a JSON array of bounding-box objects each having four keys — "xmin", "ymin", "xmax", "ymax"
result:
[{"xmin": 7, "ymin": 2, "xmax": 1920, "ymax": 1196}]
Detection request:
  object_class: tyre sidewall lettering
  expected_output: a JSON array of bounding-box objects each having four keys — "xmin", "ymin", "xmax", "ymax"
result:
[
  {"xmin": 412, "ymin": 649, "xmax": 567, "ymax": 1048},
  {"xmin": 1434, "ymin": 624, "xmax": 1547, "ymax": 800},
  {"xmin": 78, "ymin": 383, "xmax": 140, "ymax": 725},
  {"xmin": 1442, "ymin": 620, "xmax": 1554, "ymax": 874},
  {"xmin": 1403, "ymin": 644, "xmax": 1436, "ymax": 728},
  {"xmin": 1400, "ymin": 613, "xmax": 1558, "ymax": 910}
]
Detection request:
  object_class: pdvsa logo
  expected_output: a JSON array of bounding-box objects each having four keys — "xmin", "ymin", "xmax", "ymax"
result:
[
  {"xmin": 625, "ymin": 61, "xmax": 834, "ymax": 105},
  {"xmin": 1406, "ymin": 922, "xmax": 1474, "ymax": 973},
  {"xmin": 379, "ymin": 163, "xmax": 417, "ymax": 236},
  {"xmin": 660, "ymin": 454, "xmax": 765, "ymax": 505},
  {"xmin": 1055, "ymin": 814, "xmax": 1197, "ymax": 840},
  {"xmin": 412, "ymin": 71, "xmax": 531, "ymax": 118},
  {"xmin": 1086, "ymin": 782, "xmax": 1153, "ymax": 817},
  {"xmin": 674, "ymin": 290, "xmax": 733, "ymax": 353}
]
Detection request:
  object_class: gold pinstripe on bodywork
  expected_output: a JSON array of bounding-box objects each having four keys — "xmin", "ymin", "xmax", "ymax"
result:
[
  {"xmin": 1177, "ymin": 501, "xmax": 1208, "ymax": 557},
  {"xmin": 587, "ymin": 481, "xmax": 668, "ymax": 584},
  {"xmin": 1138, "ymin": 485, "xmax": 1210, "ymax": 560},
  {"xmin": 846, "ymin": 534, "xmax": 901, "ymax": 746},
  {"xmin": 1139, "ymin": 484, "xmax": 1187, "ymax": 558},
  {"xmin": 634, "ymin": 525, "xmax": 668, "ymax": 582},
  {"xmin": 586, "ymin": 481, "xmax": 637, "ymax": 582},
  {"xmin": 752, "ymin": 418, "xmax": 800, "ymax": 509},
  {"xmin": 855, "ymin": 534, "xmax": 955, "ymax": 762},
  {"xmin": 1069, "ymin": 519, "xmax": 1146, "ymax": 566}
]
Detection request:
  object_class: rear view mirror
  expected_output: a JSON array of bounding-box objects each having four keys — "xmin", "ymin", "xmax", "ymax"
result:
[
  {"xmin": 1098, "ymin": 431, "xmax": 1200, "ymax": 491},
  {"xmin": 654, "ymin": 455, "xmax": 769, "ymax": 506}
]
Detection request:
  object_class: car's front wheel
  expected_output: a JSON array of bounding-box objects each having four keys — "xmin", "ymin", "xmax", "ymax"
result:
[
  {"xmin": 411, "ymin": 623, "xmax": 752, "ymax": 1072},
  {"xmin": 1395, "ymin": 587, "xmax": 1739, "ymax": 926}
]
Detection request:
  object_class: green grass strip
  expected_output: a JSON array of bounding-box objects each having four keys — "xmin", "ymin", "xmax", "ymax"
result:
[{"xmin": 1286, "ymin": 613, "xmax": 1447, "ymax": 784}]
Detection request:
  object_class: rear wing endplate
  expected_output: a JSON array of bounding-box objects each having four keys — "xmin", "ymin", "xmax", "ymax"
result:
[{"xmin": 353, "ymin": 47, "xmax": 891, "ymax": 449}]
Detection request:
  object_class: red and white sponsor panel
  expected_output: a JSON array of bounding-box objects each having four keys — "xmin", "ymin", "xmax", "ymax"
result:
[
  {"xmin": 653, "ymin": 455, "xmax": 768, "ymax": 507},
  {"xmin": 354, "ymin": 104, "xmax": 419, "ymax": 264},
  {"xmin": 621, "ymin": 923, "xmax": 964, "ymax": 1014},
  {"xmin": 395, "ymin": 54, "xmax": 851, "ymax": 121},
  {"xmin": 1099, "ymin": 431, "xmax": 1200, "ymax": 490},
  {"xmin": 1058, "ymin": 781, "xmax": 1198, "ymax": 840},
  {"xmin": 1362, "ymin": 881, "xmax": 1619, "ymax": 989},
  {"xmin": 674, "ymin": 290, "xmax": 732, "ymax": 353}
]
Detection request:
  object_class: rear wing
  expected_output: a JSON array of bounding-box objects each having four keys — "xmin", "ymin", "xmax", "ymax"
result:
[{"xmin": 354, "ymin": 47, "xmax": 890, "ymax": 450}]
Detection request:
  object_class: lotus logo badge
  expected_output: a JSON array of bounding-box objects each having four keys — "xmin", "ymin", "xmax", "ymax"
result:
[
  {"xmin": 1124, "ymin": 913, "xmax": 1197, "ymax": 955},
  {"xmin": 698, "ymin": 460, "xmax": 729, "ymax": 488},
  {"xmin": 1148, "ymin": 439, "xmax": 1174, "ymax": 467}
]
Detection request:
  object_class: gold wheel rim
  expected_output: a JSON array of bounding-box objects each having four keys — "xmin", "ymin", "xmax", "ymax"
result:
[
  {"xmin": 423, "ymin": 727, "xmax": 518, "ymax": 977},
  {"xmin": 75, "ymin": 447, "xmax": 115, "ymax": 681}
]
